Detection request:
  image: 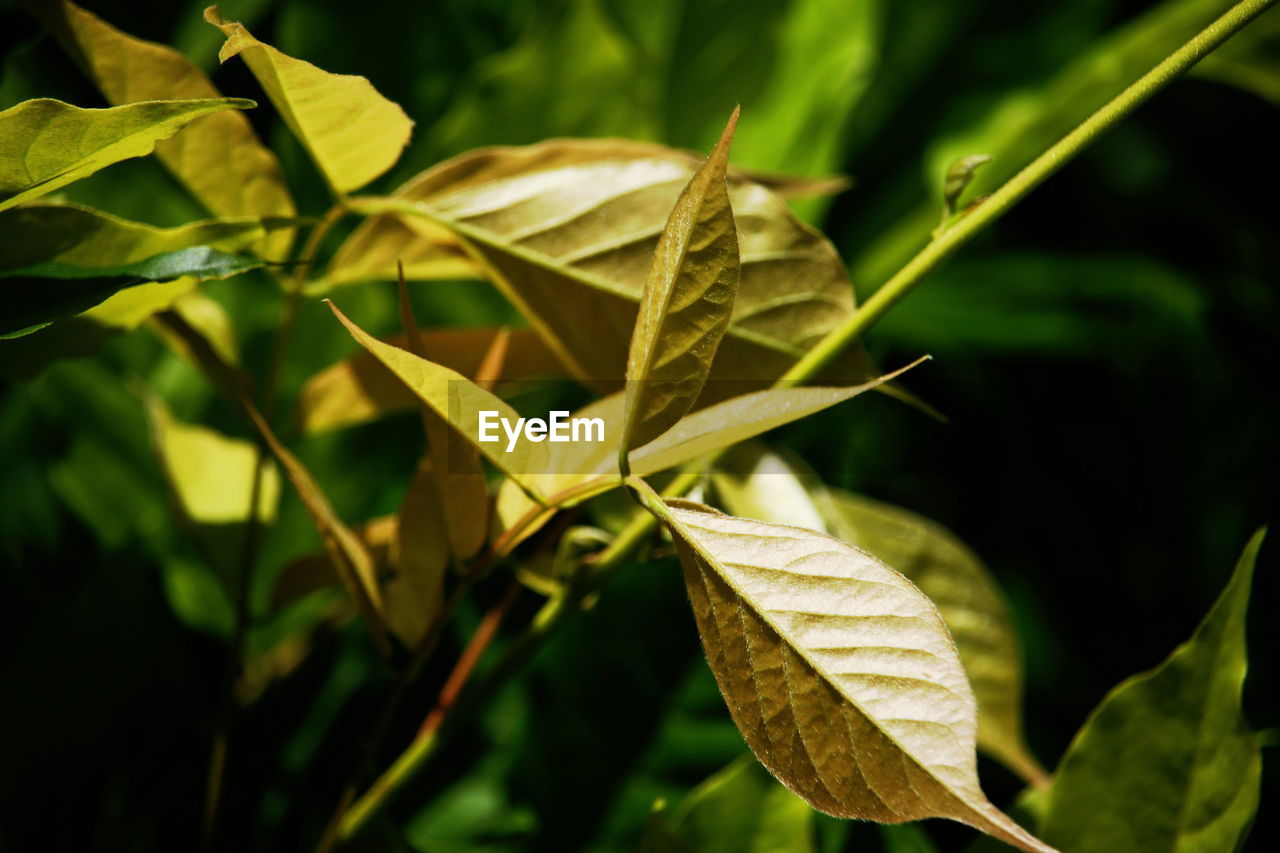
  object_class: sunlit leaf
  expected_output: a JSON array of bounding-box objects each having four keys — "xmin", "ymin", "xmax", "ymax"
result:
[
  {"xmin": 822, "ymin": 490, "xmax": 1047, "ymax": 788},
  {"xmin": 1040, "ymin": 530, "xmax": 1265, "ymax": 853},
  {"xmin": 273, "ymin": 516, "xmax": 396, "ymax": 607},
  {"xmin": 30, "ymin": 0, "xmax": 297, "ymax": 259},
  {"xmin": 296, "ymin": 328, "xmax": 563, "ymax": 434},
  {"xmin": 0, "ymin": 96, "xmax": 254, "ymax": 213},
  {"xmin": 328, "ymin": 302, "xmax": 549, "ymax": 500},
  {"xmin": 621, "ymin": 108, "xmax": 740, "ymax": 465},
  {"xmin": 246, "ymin": 405, "xmax": 388, "ymax": 653},
  {"xmin": 1, "ymin": 244, "xmax": 263, "ymax": 338},
  {"xmin": 642, "ymin": 755, "xmax": 814, "ymax": 853},
  {"xmin": 493, "ymin": 364, "xmax": 917, "ymax": 552},
  {"xmin": 655, "ymin": 501, "xmax": 1055, "ymax": 853},
  {"xmin": 711, "ymin": 446, "xmax": 1045, "ymax": 786},
  {"xmin": 327, "ymin": 136, "xmax": 843, "ymax": 290},
  {"xmin": 149, "ymin": 287, "xmax": 240, "ymax": 368},
  {"xmin": 348, "ymin": 153, "xmax": 859, "ymax": 391},
  {"xmin": 205, "ymin": 5, "xmax": 412, "ymax": 194},
  {"xmin": 145, "ymin": 396, "xmax": 279, "ymax": 525},
  {"xmin": 397, "ymin": 270, "xmax": 488, "ymax": 563}
]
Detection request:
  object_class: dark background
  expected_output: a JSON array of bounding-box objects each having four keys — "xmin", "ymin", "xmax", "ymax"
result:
[{"xmin": 1, "ymin": 0, "xmax": 1276, "ymax": 850}]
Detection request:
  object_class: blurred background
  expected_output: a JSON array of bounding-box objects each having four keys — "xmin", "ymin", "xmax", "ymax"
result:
[{"xmin": 1, "ymin": 0, "xmax": 1277, "ymax": 850}]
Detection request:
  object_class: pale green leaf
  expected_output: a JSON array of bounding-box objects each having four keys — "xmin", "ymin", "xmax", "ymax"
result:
[
  {"xmin": 621, "ymin": 108, "xmax": 741, "ymax": 464},
  {"xmin": 655, "ymin": 500, "xmax": 1056, "ymax": 853},
  {"xmin": 31, "ymin": 0, "xmax": 297, "ymax": 259},
  {"xmin": 1040, "ymin": 530, "xmax": 1265, "ymax": 853},
  {"xmin": 205, "ymin": 5, "xmax": 412, "ymax": 194},
  {"xmin": 0, "ymin": 96, "xmax": 253, "ymax": 212}
]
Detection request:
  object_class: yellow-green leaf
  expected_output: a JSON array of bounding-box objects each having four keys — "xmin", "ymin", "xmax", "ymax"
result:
[
  {"xmin": 492, "ymin": 364, "xmax": 919, "ymax": 551},
  {"xmin": 387, "ymin": 459, "xmax": 448, "ymax": 647},
  {"xmin": 821, "ymin": 490, "xmax": 1047, "ymax": 789},
  {"xmin": 655, "ymin": 501, "xmax": 1055, "ymax": 853},
  {"xmin": 146, "ymin": 396, "xmax": 279, "ymax": 525},
  {"xmin": 328, "ymin": 302, "xmax": 548, "ymax": 499},
  {"xmin": 272, "ymin": 515, "xmax": 396, "ymax": 607},
  {"xmin": 1040, "ymin": 530, "xmax": 1265, "ymax": 853},
  {"xmin": 205, "ymin": 6, "xmax": 412, "ymax": 194},
  {"xmin": 620, "ymin": 108, "xmax": 741, "ymax": 466},
  {"xmin": 31, "ymin": 0, "xmax": 296, "ymax": 259},
  {"xmin": 346, "ymin": 150, "xmax": 858, "ymax": 391},
  {"xmin": 0, "ymin": 96, "xmax": 254, "ymax": 212},
  {"xmin": 296, "ymin": 328, "xmax": 563, "ymax": 434}
]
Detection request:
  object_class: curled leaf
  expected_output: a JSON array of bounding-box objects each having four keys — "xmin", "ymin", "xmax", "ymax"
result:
[
  {"xmin": 620, "ymin": 108, "xmax": 741, "ymax": 469},
  {"xmin": 655, "ymin": 501, "xmax": 1055, "ymax": 853},
  {"xmin": 205, "ymin": 6, "xmax": 412, "ymax": 194},
  {"xmin": 0, "ymin": 96, "xmax": 254, "ymax": 212}
]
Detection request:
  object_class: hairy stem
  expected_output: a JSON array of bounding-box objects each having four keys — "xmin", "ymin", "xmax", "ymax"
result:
[{"xmin": 332, "ymin": 0, "xmax": 1276, "ymax": 837}]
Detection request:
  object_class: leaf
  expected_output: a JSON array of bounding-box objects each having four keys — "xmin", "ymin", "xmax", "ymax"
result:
[
  {"xmin": 940, "ymin": 155, "xmax": 992, "ymax": 222},
  {"xmin": 246, "ymin": 405, "xmax": 389, "ymax": 653},
  {"xmin": 620, "ymin": 109, "xmax": 741, "ymax": 467},
  {"xmin": 643, "ymin": 755, "xmax": 815, "ymax": 853},
  {"xmin": 1040, "ymin": 530, "xmax": 1265, "ymax": 853},
  {"xmin": 397, "ymin": 269, "xmax": 488, "ymax": 563},
  {"xmin": 328, "ymin": 302, "xmax": 548, "ymax": 500},
  {"xmin": 654, "ymin": 501, "xmax": 1056, "ymax": 853},
  {"xmin": 30, "ymin": 0, "xmax": 297, "ymax": 259},
  {"xmin": 0, "ymin": 201, "xmax": 275, "ymax": 277},
  {"xmin": 622, "ymin": 110, "xmax": 742, "ymax": 468},
  {"xmin": 492, "ymin": 364, "xmax": 920, "ymax": 551},
  {"xmin": 1, "ymin": 245, "xmax": 263, "ymax": 338},
  {"xmin": 145, "ymin": 396, "xmax": 279, "ymax": 525},
  {"xmin": 821, "ymin": 490, "xmax": 1047, "ymax": 788},
  {"xmin": 205, "ymin": 6, "xmax": 412, "ymax": 194},
  {"xmin": 326, "ymin": 137, "xmax": 842, "ymax": 290},
  {"xmin": 710, "ymin": 446, "xmax": 1046, "ymax": 786},
  {"xmin": 387, "ymin": 459, "xmax": 448, "ymax": 647},
  {"xmin": 296, "ymin": 328, "xmax": 564, "ymax": 434},
  {"xmin": 347, "ymin": 151, "xmax": 859, "ymax": 391},
  {"xmin": 0, "ymin": 96, "xmax": 254, "ymax": 213}
]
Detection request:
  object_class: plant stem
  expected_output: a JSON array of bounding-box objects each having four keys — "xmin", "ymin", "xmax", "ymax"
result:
[
  {"xmin": 332, "ymin": 0, "xmax": 1276, "ymax": 837},
  {"xmin": 201, "ymin": 202, "xmax": 349, "ymax": 847}
]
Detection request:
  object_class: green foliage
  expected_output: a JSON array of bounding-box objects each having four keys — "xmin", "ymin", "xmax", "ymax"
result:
[{"xmin": 0, "ymin": 1, "xmax": 1275, "ymax": 852}]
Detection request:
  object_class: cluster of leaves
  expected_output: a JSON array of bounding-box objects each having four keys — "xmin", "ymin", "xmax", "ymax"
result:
[{"xmin": 1, "ymin": 1, "xmax": 1275, "ymax": 852}]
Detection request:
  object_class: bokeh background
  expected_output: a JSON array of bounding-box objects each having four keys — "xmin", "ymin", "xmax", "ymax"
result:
[{"xmin": 1, "ymin": 0, "xmax": 1277, "ymax": 850}]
